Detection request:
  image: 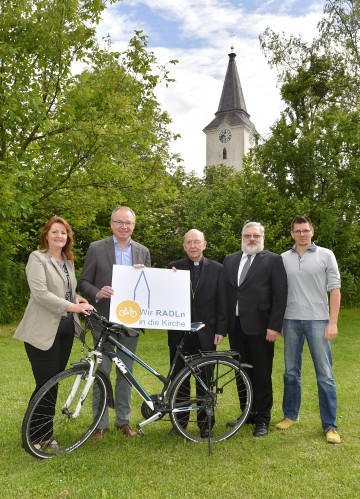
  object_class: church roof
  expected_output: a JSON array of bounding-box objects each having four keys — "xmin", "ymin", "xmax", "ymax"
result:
[{"xmin": 203, "ymin": 52, "xmax": 255, "ymax": 131}]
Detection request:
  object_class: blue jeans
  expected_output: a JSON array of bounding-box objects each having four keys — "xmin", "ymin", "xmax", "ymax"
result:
[{"xmin": 282, "ymin": 319, "xmax": 337, "ymax": 430}]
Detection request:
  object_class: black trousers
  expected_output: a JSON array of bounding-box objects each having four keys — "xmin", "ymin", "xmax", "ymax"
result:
[
  {"xmin": 169, "ymin": 332, "xmax": 215, "ymax": 430},
  {"xmin": 229, "ymin": 317, "xmax": 274, "ymax": 425},
  {"xmin": 25, "ymin": 315, "xmax": 75, "ymax": 442}
]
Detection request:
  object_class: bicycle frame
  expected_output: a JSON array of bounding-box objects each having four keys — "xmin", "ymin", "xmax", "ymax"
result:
[
  {"xmin": 22, "ymin": 312, "xmax": 253, "ymax": 459},
  {"xmin": 91, "ymin": 325, "xmax": 214, "ymax": 427}
]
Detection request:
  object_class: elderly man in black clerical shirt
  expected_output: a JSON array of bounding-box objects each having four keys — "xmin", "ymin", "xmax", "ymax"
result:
[{"xmin": 167, "ymin": 228, "xmax": 227, "ymax": 437}]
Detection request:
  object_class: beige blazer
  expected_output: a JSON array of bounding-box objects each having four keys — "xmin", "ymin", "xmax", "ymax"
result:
[{"xmin": 14, "ymin": 250, "xmax": 82, "ymax": 350}]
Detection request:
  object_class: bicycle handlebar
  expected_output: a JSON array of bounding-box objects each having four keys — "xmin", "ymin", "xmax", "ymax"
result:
[
  {"xmin": 89, "ymin": 310, "xmax": 204, "ymax": 337},
  {"xmin": 89, "ymin": 310, "xmax": 139, "ymax": 337},
  {"xmin": 190, "ymin": 322, "xmax": 205, "ymax": 333}
]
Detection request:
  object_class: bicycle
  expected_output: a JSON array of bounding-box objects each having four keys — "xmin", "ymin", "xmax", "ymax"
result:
[
  {"xmin": 22, "ymin": 311, "xmax": 253, "ymax": 459},
  {"xmin": 117, "ymin": 306, "xmax": 137, "ymax": 318}
]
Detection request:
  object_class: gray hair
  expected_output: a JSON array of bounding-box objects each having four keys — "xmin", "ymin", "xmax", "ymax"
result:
[
  {"xmin": 111, "ymin": 206, "xmax": 136, "ymax": 221},
  {"xmin": 242, "ymin": 221, "xmax": 265, "ymax": 236}
]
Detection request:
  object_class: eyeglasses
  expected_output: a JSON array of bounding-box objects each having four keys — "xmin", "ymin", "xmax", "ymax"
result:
[
  {"xmin": 111, "ymin": 220, "xmax": 135, "ymax": 227},
  {"xmin": 242, "ymin": 234, "xmax": 262, "ymax": 239},
  {"xmin": 184, "ymin": 240, "xmax": 204, "ymax": 246},
  {"xmin": 292, "ymin": 229, "xmax": 312, "ymax": 235}
]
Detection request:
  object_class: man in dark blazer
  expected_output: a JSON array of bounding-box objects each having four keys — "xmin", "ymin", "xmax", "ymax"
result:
[
  {"xmin": 78, "ymin": 206, "xmax": 151, "ymax": 440},
  {"xmin": 222, "ymin": 221, "xmax": 287, "ymax": 437},
  {"xmin": 168, "ymin": 229, "xmax": 227, "ymax": 437}
]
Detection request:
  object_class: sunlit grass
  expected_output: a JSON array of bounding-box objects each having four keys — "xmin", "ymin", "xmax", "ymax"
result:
[{"xmin": 1, "ymin": 309, "xmax": 359, "ymax": 498}]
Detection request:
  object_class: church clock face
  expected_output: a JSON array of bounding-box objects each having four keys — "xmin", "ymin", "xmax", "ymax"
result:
[{"xmin": 219, "ymin": 128, "xmax": 232, "ymax": 143}]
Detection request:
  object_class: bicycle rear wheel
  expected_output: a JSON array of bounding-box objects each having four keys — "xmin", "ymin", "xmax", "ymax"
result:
[
  {"xmin": 22, "ymin": 364, "xmax": 107, "ymax": 459},
  {"xmin": 169, "ymin": 356, "xmax": 252, "ymax": 443}
]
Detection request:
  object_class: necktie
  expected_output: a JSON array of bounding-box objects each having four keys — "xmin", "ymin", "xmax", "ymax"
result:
[{"xmin": 239, "ymin": 255, "xmax": 251, "ymax": 285}]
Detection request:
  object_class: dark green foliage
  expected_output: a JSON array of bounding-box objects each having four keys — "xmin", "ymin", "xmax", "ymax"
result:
[
  {"xmin": 0, "ymin": 1, "xmax": 180, "ymax": 322},
  {"xmin": 1, "ymin": 0, "xmax": 359, "ymax": 323},
  {"xmin": 0, "ymin": 257, "xmax": 28, "ymax": 323}
]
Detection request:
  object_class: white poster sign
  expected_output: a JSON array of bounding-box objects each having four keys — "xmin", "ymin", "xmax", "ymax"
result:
[{"xmin": 109, "ymin": 266, "xmax": 191, "ymax": 330}]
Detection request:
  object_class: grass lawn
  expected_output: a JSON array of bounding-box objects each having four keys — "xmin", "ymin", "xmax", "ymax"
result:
[{"xmin": 0, "ymin": 309, "xmax": 359, "ymax": 498}]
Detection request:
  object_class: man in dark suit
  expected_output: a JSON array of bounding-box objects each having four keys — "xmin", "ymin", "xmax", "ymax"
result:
[
  {"xmin": 78, "ymin": 206, "xmax": 151, "ymax": 440},
  {"xmin": 168, "ymin": 229, "xmax": 227, "ymax": 437},
  {"xmin": 222, "ymin": 222, "xmax": 287, "ymax": 437}
]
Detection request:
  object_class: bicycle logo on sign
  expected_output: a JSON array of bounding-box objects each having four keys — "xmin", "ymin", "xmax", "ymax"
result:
[
  {"xmin": 118, "ymin": 307, "xmax": 137, "ymax": 318},
  {"xmin": 116, "ymin": 300, "xmax": 141, "ymax": 324}
]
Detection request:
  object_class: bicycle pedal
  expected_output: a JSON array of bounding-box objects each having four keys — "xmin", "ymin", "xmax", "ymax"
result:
[{"xmin": 136, "ymin": 425, "xmax": 145, "ymax": 437}]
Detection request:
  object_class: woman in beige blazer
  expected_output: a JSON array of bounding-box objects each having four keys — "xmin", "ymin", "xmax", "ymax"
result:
[{"xmin": 14, "ymin": 216, "xmax": 93, "ymax": 449}]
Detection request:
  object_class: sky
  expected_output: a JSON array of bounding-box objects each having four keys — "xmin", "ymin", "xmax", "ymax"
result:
[{"xmin": 96, "ymin": 0, "xmax": 326, "ymax": 176}]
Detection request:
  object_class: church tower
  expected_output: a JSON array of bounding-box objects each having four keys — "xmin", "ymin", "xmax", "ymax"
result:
[{"xmin": 203, "ymin": 49, "xmax": 256, "ymax": 170}]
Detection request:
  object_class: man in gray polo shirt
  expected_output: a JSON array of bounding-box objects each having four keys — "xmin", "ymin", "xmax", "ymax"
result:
[{"xmin": 275, "ymin": 216, "xmax": 341, "ymax": 444}]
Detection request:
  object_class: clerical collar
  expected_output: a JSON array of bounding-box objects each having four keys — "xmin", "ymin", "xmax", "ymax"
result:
[{"xmin": 189, "ymin": 258, "xmax": 202, "ymax": 266}]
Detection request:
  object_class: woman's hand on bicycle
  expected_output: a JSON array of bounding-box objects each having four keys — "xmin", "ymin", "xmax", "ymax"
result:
[{"xmin": 68, "ymin": 297, "xmax": 94, "ymax": 316}]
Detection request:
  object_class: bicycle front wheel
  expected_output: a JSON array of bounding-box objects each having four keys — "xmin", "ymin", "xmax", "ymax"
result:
[
  {"xmin": 169, "ymin": 356, "xmax": 252, "ymax": 443},
  {"xmin": 22, "ymin": 365, "xmax": 107, "ymax": 459}
]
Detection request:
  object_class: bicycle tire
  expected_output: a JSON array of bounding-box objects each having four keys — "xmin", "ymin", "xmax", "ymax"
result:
[
  {"xmin": 22, "ymin": 364, "xmax": 107, "ymax": 459},
  {"xmin": 169, "ymin": 356, "xmax": 252, "ymax": 443}
]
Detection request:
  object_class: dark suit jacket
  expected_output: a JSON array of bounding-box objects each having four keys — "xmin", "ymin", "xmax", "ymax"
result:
[
  {"xmin": 222, "ymin": 250, "xmax": 287, "ymax": 336},
  {"xmin": 167, "ymin": 257, "xmax": 227, "ymax": 351},
  {"xmin": 78, "ymin": 236, "xmax": 151, "ymax": 318}
]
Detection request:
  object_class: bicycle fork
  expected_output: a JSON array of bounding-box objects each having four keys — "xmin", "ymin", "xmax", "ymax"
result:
[{"xmin": 61, "ymin": 358, "xmax": 97, "ymax": 419}]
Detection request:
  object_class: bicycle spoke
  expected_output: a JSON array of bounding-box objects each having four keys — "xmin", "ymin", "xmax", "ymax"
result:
[
  {"xmin": 22, "ymin": 366, "xmax": 107, "ymax": 459},
  {"xmin": 169, "ymin": 357, "xmax": 252, "ymax": 443}
]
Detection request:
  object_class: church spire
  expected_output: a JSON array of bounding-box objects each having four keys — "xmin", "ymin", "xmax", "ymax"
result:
[
  {"xmin": 203, "ymin": 50, "xmax": 256, "ymax": 171},
  {"xmin": 217, "ymin": 51, "xmax": 248, "ymax": 116},
  {"xmin": 203, "ymin": 51, "xmax": 253, "ymax": 132}
]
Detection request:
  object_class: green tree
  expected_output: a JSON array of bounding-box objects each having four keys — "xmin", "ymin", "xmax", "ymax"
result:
[
  {"xmin": 0, "ymin": 0, "xmax": 180, "ymax": 321},
  {"xmin": 254, "ymin": 0, "xmax": 360, "ymax": 305},
  {"xmin": 174, "ymin": 1, "xmax": 359, "ymax": 306},
  {"xmin": 175, "ymin": 163, "xmax": 289, "ymax": 262}
]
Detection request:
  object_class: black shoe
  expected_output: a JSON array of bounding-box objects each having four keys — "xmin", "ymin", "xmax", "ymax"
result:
[
  {"xmin": 200, "ymin": 427, "xmax": 210, "ymax": 438},
  {"xmin": 227, "ymin": 414, "xmax": 254, "ymax": 428},
  {"xmin": 169, "ymin": 427, "xmax": 184, "ymax": 437},
  {"xmin": 253, "ymin": 422, "xmax": 268, "ymax": 437},
  {"xmin": 245, "ymin": 414, "xmax": 256, "ymax": 425},
  {"xmin": 227, "ymin": 417, "xmax": 240, "ymax": 428}
]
